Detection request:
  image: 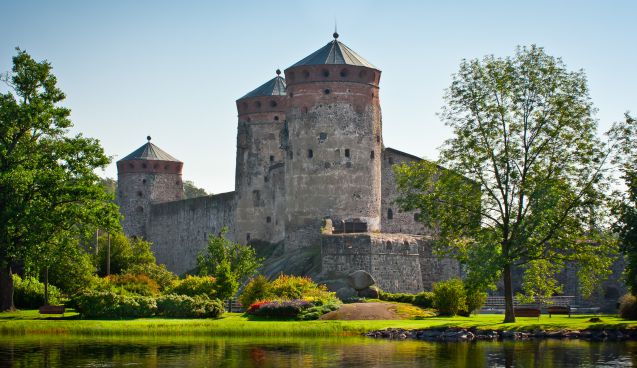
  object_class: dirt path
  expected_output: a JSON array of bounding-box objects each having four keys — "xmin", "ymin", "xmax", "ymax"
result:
[{"xmin": 320, "ymin": 302, "xmax": 401, "ymax": 320}]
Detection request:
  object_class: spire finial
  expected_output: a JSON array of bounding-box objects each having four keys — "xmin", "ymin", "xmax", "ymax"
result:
[
  {"xmin": 333, "ymin": 20, "xmax": 339, "ymax": 39},
  {"xmin": 147, "ymin": 135, "xmax": 151, "ymax": 142},
  {"xmin": 276, "ymin": 68, "xmax": 281, "ymax": 76}
]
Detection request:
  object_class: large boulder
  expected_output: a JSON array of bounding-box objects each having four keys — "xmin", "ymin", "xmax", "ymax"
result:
[
  {"xmin": 336, "ymin": 287, "xmax": 358, "ymax": 300},
  {"xmin": 348, "ymin": 270, "xmax": 376, "ymax": 291},
  {"xmin": 357, "ymin": 286, "xmax": 380, "ymax": 299}
]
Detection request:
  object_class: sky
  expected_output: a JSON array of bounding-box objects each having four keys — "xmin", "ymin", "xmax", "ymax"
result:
[{"xmin": 1, "ymin": 0, "xmax": 635, "ymax": 194}]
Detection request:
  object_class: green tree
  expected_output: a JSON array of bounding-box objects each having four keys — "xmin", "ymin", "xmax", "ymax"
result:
[
  {"xmin": 183, "ymin": 180, "xmax": 208, "ymax": 199},
  {"xmin": 610, "ymin": 113, "xmax": 637, "ymax": 294},
  {"xmin": 197, "ymin": 228, "xmax": 261, "ymax": 298},
  {"xmin": 0, "ymin": 49, "xmax": 120, "ymax": 310},
  {"xmin": 395, "ymin": 45, "xmax": 617, "ymax": 322},
  {"xmin": 94, "ymin": 232, "xmax": 156, "ymax": 276}
]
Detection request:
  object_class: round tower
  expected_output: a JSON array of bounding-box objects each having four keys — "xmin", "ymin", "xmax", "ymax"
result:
[
  {"xmin": 283, "ymin": 33, "xmax": 383, "ymax": 248},
  {"xmin": 234, "ymin": 71, "xmax": 287, "ymax": 244},
  {"xmin": 116, "ymin": 137, "xmax": 184, "ymax": 238}
]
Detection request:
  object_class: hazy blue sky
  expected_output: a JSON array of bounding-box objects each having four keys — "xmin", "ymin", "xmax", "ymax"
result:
[{"xmin": 1, "ymin": 0, "xmax": 635, "ymax": 193}]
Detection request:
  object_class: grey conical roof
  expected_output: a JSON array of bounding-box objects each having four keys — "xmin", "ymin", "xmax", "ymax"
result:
[
  {"xmin": 119, "ymin": 141, "xmax": 181, "ymax": 162},
  {"xmin": 290, "ymin": 39, "xmax": 376, "ymax": 69},
  {"xmin": 239, "ymin": 75, "xmax": 286, "ymax": 100}
]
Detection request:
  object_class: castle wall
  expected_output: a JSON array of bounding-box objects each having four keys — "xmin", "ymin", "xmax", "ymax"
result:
[
  {"xmin": 234, "ymin": 119, "xmax": 285, "ymax": 244},
  {"xmin": 321, "ymin": 233, "xmax": 459, "ymax": 293},
  {"xmin": 381, "ymin": 148, "xmax": 430, "ymax": 235},
  {"xmin": 146, "ymin": 192, "xmax": 236, "ymax": 275},
  {"xmin": 284, "ymin": 64, "xmax": 383, "ymax": 249}
]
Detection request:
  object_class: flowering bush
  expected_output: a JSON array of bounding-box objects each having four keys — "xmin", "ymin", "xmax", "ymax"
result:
[
  {"xmin": 166, "ymin": 275, "xmax": 217, "ymax": 298},
  {"xmin": 107, "ymin": 273, "xmax": 160, "ymax": 296},
  {"xmin": 247, "ymin": 299, "xmax": 311, "ymax": 318}
]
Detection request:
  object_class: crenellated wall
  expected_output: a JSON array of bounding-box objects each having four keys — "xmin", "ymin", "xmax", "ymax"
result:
[
  {"xmin": 321, "ymin": 233, "xmax": 460, "ymax": 293},
  {"xmin": 146, "ymin": 192, "xmax": 236, "ymax": 275}
]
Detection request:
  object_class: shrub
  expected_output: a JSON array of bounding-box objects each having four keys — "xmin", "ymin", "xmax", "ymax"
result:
[
  {"xmin": 167, "ymin": 275, "xmax": 217, "ymax": 298},
  {"xmin": 297, "ymin": 298, "xmax": 342, "ymax": 320},
  {"xmin": 462, "ymin": 289, "xmax": 488, "ymax": 316},
  {"xmin": 247, "ymin": 299, "xmax": 311, "ymax": 318},
  {"xmin": 270, "ymin": 274, "xmax": 319, "ymax": 300},
  {"xmin": 619, "ymin": 294, "xmax": 637, "ymax": 320},
  {"xmin": 379, "ymin": 292, "xmax": 415, "ymax": 304},
  {"xmin": 73, "ymin": 291, "xmax": 157, "ymax": 318},
  {"xmin": 108, "ymin": 274, "xmax": 160, "ymax": 296},
  {"xmin": 12, "ymin": 275, "xmax": 61, "ymax": 308},
  {"xmin": 239, "ymin": 275, "xmax": 272, "ymax": 307},
  {"xmin": 156, "ymin": 294, "xmax": 224, "ymax": 318},
  {"xmin": 433, "ymin": 278, "xmax": 467, "ymax": 316},
  {"xmin": 413, "ymin": 292, "xmax": 434, "ymax": 308},
  {"xmin": 125, "ymin": 263, "xmax": 176, "ymax": 291}
]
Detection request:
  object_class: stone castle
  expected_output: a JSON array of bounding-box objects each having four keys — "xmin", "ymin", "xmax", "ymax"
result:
[{"xmin": 115, "ymin": 33, "xmax": 462, "ymax": 293}]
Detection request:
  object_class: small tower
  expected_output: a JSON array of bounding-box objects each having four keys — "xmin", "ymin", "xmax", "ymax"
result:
[
  {"xmin": 283, "ymin": 32, "xmax": 383, "ymax": 248},
  {"xmin": 116, "ymin": 137, "xmax": 184, "ymax": 238},
  {"xmin": 234, "ymin": 70, "xmax": 287, "ymax": 244}
]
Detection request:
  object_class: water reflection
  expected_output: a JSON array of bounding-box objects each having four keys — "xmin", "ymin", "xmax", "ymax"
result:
[{"xmin": 0, "ymin": 335, "xmax": 636, "ymax": 367}]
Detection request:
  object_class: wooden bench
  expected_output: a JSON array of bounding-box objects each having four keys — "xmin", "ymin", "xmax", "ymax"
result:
[
  {"xmin": 39, "ymin": 305, "xmax": 65, "ymax": 315},
  {"xmin": 514, "ymin": 307, "xmax": 541, "ymax": 319},
  {"xmin": 547, "ymin": 305, "xmax": 571, "ymax": 318}
]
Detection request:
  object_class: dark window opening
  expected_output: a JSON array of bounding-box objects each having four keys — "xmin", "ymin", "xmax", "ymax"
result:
[
  {"xmin": 345, "ymin": 149, "xmax": 350, "ymax": 158},
  {"xmin": 246, "ymin": 233, "xmax": 251, "ymax": 242},
  {"xmin": 388, "ymin": 157, "xmax": 394, "ymax": 164},
  {"xmin": 302, "ymin": 106, "xmax": 308, "ymax": 114},
  {"xmin": 387, "ymin": 208, "xmax": 393, "ymax": 220},
  {"xmin": 308, "ymin": 149, "xmax": 313, "ymax": 158},
  {"xmin": 142, "ymin": 163, "xmax": 147, "ymax": 169},
  {"xmin": 246, "ymin": 117, "xmax": 251, "ymax": 122},
  {"xmin": 319, "ymin": 132, "xmax": 327, "ymax": 141},
  {"xmin": 270, "ymin": 100, "xmax": 277, "ymax": 107},
  {"xmin": 274, "ymin": 115, "xmax": 279, "ymax": 121},
  {"xmin": 264, "ymin": 176, "xmax": 269, "ymax": 183},
  {"xmin": 164, "ymin": 165, "xmax": 169, "ymax": 170},
  {"xmin": 266, "ymin": 216, "xmax": 271, "ymax": 223},
  {"xmin": 370, "ymin": 151, "xmax": 375, "ymax": 159},
  {"xmin": 404, "ymin": 240, "xmax": 409, "ymax": 246},
  {"xmin": 252, "ymin": 190, "xmax": 260, "ymax": 206},
  {"xmin": 323, "ymin": 89, "xmax": 330, "ymax": 95},
  {"xmin": 289, "ymin": 92, "xmax": 294, "ymax": 98},
  {"xmin": 142, "ymin": 179, "xmax": 146, "ymax": 184},
  {"xmin": 255, "ymin": 101, "xmax": 262, "ymax": 108},
  {"xmin": 414, "ymin": 213, "xmax": 419, "ymax": 221},
  {"xmin": 137, "ymin": 191, "xmax": 143, "ymax": 197},
  {"xmin": 136, "ymin": 206, "xmax": 144, "ymax": 213},
  {"xmin": 204, "ymin": 232, "xmax": 207, "ymax": 240},
  {"xmin": 376, "ymin": 135, "xmax": 380, "ymax": 143},
  {"xmin": 270, "ymin": 155, "xmax": 274, "ymax": 162},
  {"xmin": 340, "ymin": 69, "xmax": 349, "ymax": 77},
  {"xmin": 371, "ymin": 92, "xmax": 375, "ymax": 98},
  {"xmin": 129, "ymin": 163, "xmax": 134, "ymax": 169},
  {"xmin": 153, "ymin": 164, "xmax": 158, "ymax": 169},
  {"xmin": 322, "ymin": 69, "xmax": 330, "ymax": 77},
  {"xmin": 303, "ymin": 70, "xmax": 310, "ymax": 79}
]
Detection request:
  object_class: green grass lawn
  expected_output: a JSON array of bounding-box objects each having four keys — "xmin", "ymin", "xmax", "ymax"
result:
[{"xmin": 1, "ymin": 308, "xmax": 636, "ymax": 337}]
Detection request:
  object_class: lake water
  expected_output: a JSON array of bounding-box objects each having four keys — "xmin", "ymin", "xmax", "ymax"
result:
[{"xmin": 1, "ymin": 335, "xmax": 637, "ymax": 367}]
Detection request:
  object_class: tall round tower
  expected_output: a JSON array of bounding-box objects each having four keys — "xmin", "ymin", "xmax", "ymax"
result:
[
  {"xmin": 234, "ymin": 71, "xmax": 287, "ymax": 244},
  {"xmin": 116, "ymin": 137, "xmax": 184, "ymax": 238},
  {"xmin": 283, "ymin": 33, "xmax": 383, "ymax": 248}
]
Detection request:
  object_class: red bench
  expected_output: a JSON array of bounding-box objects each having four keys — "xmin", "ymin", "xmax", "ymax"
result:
[
  {"xmin": 547, "ymin": 306, "xmax": 571, "ymax": 318},
  {"xmin": 39, "ymin": 305, "xmax": 65, "ymax": 315},
  {"xmin": 514, "ymin": 307, "xmax": 541, "ymax": 320}
]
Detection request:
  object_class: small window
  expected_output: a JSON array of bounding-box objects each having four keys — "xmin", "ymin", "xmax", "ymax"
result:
[
  {"xmin": 142, "ymin": 163, "xmax": 147, "ymax": 169},
  {"xmin": 302, "ymin": 107, "xmax": 308, "ymax": 114},
  {"xmin": 142, "ymin": 179, "xmax": 146, "ymax": 184},
  {"xmin": 255, "ymin": 101, "xmax": 262, "ymax": 108},
  {"xmin": 388, "ymin": 157, "xmax": 394, "ymax": 164},
  {"xmin": 387, "ymin": 208, "xmax": 393, "ymax": 220},
  {"xmin": 289, "ymin": 92, "xmax": 294, "ymax": 98},
  {"xmin": 376, "ymin": 135, "xmax": 380, "ymax": 143},
  {"xmin": 274, "ymin": 116, "xmax": 279, "ymax": 121},
  {"xmin": 246, "ymin": 117, "xmax": 251, "ymax": 122},
  {"xmin": 246, "ymin": 233, "xmax": 251, "ymax": 242},
  {"xmin": 322, "ymin": 69, "xmax": 330, "ymax": 77},
  {"xmin": 345, "ymin": 149, "xmax": 350, "ymax": 158},
  {"xmin": 264, "ymin": 176, "xmax": 269, "ymax": 183},
  {"xmin": 370, "ymin": 151, "xmax": 375, "ymax": 159},
  {"xmin": 129, "ymin": 163, "xmax": 134, "ymax": 169},
  {"xmin": 324, "ymin": 89, "xmax": 330, "ymax": 95},
  {"xmin": 340, "ymin": 69, "xmax": 349, "ymax": 77},
  {"xmin": 164, "ymin": 165, "xmax": 169, "ymax": 170},
  {"xmin": 266, "ymin": 216, "xmax": 271, "ymax": 223},
  {"xmin": 270, "ymin": 100, "xmax": 277, "ymax": 108},
  {"xmin": 303, "ymin": 70, "xmax": 310, "ymax": 79},
  {"xmin": 137, "ymin": 191, "xmax": 143, "ymax": 197},
  {"xmin": 319, "ymin": 132, "xmax": 327, "ymax": 141},
  {"xmin": 308, "ymin": 149, "xmax": 313, "ymax": 158},
  {"xmin": 270, "ymin": 155, "xmax": 274, "ymax": 162}
]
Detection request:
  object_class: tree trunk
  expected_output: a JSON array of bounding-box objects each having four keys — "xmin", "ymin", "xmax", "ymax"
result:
[
  {"xmin": 503, "ymin": 263, "xmax": 516, "ymax": 323},
  {"xmin": 0, "ymin": 264, "xmax": 15, "ymax": 311},
  {"xmin": 44, "ymin": 267, "xmax": 49, "ymax": 306}
]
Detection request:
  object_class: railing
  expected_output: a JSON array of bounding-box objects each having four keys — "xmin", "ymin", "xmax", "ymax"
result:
[
  {"xmin": 483, "ymin": 296, "xmax": 576, "ymax": 309},
  {"xmin": 225, "ymin": 299, "xmax": 244, "ymax": 313}
]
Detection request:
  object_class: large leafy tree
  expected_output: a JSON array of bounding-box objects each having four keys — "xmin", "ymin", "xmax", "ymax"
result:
[
  {"xmin": 395, "ymin": 45, "xmax": 616, "ymax": 322},
  {"xmin": 0, "ymin": 49, "xmax": 120, "ymax": 310},
  {"xmin": 610, "ymin": 114, "xmax": 637, "ymax": 294}
]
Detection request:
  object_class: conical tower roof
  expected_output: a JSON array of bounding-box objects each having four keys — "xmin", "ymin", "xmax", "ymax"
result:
[
  {"xmin": 118, "ymin": 137, "xmax": 181, "ymax": 162},
  {"xmin": 239, "ymin": 73, "xmax": 286, "ymax": 100},
  {"xmin": 289, "ymin": 33, "xmax": 376, "ymax": 69}
]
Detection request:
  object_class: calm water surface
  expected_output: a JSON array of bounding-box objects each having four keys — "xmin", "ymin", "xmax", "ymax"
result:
[{"xmin": 1, "ymin": 335, "xmax": 637, "ymax": 367}]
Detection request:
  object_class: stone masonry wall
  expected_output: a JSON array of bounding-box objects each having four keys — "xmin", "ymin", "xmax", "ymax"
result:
[
  {"xmin": 381, "ymin": 148, "xmax": 430, "ymax": 235},
  {"xmin": 321, "ymin": 233, "xmax": 459, "ymax": 293},
  {"xmin": 146, "ymin": 192, "xmax": 236, "ymax": 275}
]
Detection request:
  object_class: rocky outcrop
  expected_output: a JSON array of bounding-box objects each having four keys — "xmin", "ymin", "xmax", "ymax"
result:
[{"xmin": 365, "ymin": 328, "xmax": 637, "ymax": 342}]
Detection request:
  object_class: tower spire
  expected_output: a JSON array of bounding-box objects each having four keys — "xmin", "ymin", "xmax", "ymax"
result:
[{"xmin": 333, "ymin": 20, "xmax": 339, "ymax": 39}]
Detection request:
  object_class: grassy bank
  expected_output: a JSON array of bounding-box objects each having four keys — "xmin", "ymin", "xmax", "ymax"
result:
[{"xmin": 1, "ymin": 309, "xmax": 637, "ymax": 337}]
